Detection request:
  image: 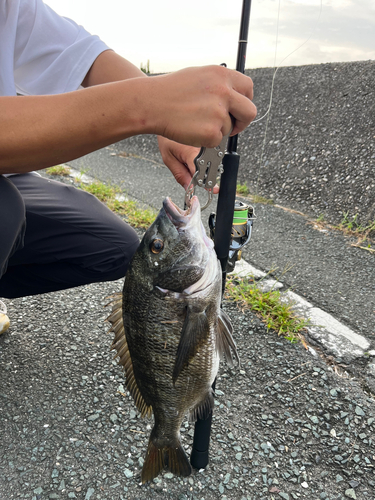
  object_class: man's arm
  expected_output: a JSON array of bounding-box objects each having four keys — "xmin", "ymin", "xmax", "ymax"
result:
[
  {"xmin": 0, "ymin": 57, "xmax": 256, "ymax": 176},
  {"xmin": 82, "ymin": 50, "xmax": 202, "ymax": 189},
  {"xmin": 81, "ymin": 50, "xmax": 147, "ymax": 86}
]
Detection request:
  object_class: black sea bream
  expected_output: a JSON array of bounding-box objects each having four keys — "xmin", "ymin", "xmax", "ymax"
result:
[{"xmin": 107, "ymin": 196, "xmax": 239, "ymax": 483}]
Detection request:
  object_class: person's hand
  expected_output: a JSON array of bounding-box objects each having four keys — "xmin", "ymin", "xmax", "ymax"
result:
[
  {"xmin": 157, "ymin": 136, "xmax": 221, "ymax": 193},
  {"xmin": 146, "ymin": 65, "xmax": 257, "ymax": 148},
  {"xmin": 157, "ymin": 136, "xmax": 198, "ymax": 190}
]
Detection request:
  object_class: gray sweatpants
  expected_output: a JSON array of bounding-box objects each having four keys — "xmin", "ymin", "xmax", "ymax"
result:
[{"xmin": 0, "ymin": 173, "xmax": 139, "ymax": 298}]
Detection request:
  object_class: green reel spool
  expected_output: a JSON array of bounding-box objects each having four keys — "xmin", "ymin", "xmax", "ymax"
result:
[
  {"xmin": 231, "ymin": 201, "xmax": 250, "ymax": 239},
  {"xmin": 208, "ymin": 199, "xmax": 255, "ymax": 272}
]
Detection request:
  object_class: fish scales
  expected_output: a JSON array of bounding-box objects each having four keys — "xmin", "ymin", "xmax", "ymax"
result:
[
  {"xmin": 106, "ymin": 196, "xmax": 239, "ymax": 483},
  {"xmin": 123, "ymin": 276, "xmax": 219, "ymax": 456}
]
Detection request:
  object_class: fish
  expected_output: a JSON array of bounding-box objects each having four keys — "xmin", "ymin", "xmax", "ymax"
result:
[{"xmin": 106, "ymin": 196, "xmax": 239, "ymax": 483}]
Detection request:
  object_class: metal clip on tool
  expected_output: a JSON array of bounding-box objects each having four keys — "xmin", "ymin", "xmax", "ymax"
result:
[{"xmin": 185, "ymin": 132, "xmax": 230, "ymax": 210}]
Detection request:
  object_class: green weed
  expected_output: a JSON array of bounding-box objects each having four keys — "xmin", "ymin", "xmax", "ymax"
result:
[
  {"xmin": 74, "ymin": 168, "xmax": 89, "ymax": 182},
  {"xmin": 250, "ymin": 194, "xmax": 274, "ymax": 205},
  {"xmin": 236, "ymin": 183, "xmax": 274, "ymax": 205},
  {"xmin": 225, "ymin": 275, "xmax": 310, "ymax": 343},
  {"xmin": 236, "ymin": 183, "xmax": 249, "ymax": 196},
  {"xmin": 110, "ymin": 199, "xmax": 156, "ymax": 228},
  {"xmin": 46, "ymin": 165, "xmax": 71, "ymax": 176},
  {"xmin": 338, "ymin": 212, "xmax": 375, "ymax": 235},
  {"xmin": 80, "ymin": 180, "xmax": 117, "ymax": 202},
  {"xmin": 79, "ymin": 181, "xmax": 156, "ymax": 228},
  {"xmin": 336, "ymin": 212, "xmax": 375, "ymax": 251},
  {"xmin": 140, "ymin": 60, "xmax": 151, "ymax": 74}
]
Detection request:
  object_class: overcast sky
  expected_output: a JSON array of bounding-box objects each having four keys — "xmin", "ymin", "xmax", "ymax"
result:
[{"xmin": 46, "ymin": 0, "xmax": 375, "ymax": 73}]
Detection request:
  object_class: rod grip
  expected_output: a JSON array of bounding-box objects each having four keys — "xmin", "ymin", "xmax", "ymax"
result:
[
  {"xmin": 190, "ymin": 379, "xmax": 216, "ymax": 469},
  {"xmin": 190, "ymin": 411, "xmax": 213, "ymax": 469},
  {"xmin": 214, "ymin": 152, "xmax": 240, "ymax": 270}
]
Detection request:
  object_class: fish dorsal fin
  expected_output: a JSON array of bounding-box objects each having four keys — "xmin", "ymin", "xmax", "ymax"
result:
[
  {"xmin": 217, "ymin": 309, "xmax": 240, "ymax": 366},
  {"xmin": 172, "ymin": 306, "xmax": 209, "ymax": 384},
  {"xmin": 106, "ymin": 293, "xmax": 152, "ymax": 418}
]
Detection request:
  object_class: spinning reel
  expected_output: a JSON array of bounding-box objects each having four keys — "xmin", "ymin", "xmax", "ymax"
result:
[{"xmin": 208, "ymin": 200, "xmax": 255, "ymax": 273}]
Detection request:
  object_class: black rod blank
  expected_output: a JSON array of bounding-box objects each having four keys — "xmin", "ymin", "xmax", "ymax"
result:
[{"xmin": 190, "ymin": 0, "xmax": 252, "ymax": 470}]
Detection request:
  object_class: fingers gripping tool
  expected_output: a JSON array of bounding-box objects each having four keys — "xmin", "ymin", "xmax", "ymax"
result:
[{"xmin": 184, "ymin": 132, "xmax": 230, "ymax": 210}]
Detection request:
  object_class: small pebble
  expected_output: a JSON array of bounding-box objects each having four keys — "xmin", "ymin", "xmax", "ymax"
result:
[{"xmin": 345, "ymin": 489, "xmax": 357, "ymax": 499}]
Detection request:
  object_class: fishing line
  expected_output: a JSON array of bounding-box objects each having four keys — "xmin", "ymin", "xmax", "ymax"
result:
[{"xmin": 251, "ymin": 0, "xmax": 323, "ymax": 195}]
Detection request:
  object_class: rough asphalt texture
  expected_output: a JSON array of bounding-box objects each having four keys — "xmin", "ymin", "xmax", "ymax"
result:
[
  {"xmin": 1, "ymin": 61, "xmax": 374, "ymax": 499},
  {"xmin": 117, "ymin": 61, "xmax": 375, "ymax": 229},
  {"xmin": 1, "ymin": 287, "xmax": 374, "ymax": 500}
]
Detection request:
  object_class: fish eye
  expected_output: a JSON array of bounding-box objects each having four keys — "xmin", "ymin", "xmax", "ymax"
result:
[{"xmin": 150, "ymin": 239, "xmax": 164, "ymax": 254}]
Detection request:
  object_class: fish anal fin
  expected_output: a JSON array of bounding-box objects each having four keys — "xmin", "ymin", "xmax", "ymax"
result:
[
  {"xmin": 189, "ymin": 391, "xmax": 214, "ymax": 422},
  {"xmin": 217, "ymin": 309, "xmax": 240, "ymax": 366},
  {"xmin": 141, "ymin": 436, "xmax": 191, "ymax": 483},
  {"xmin": 106, "ymin": 293, "xmax": 152, "ymax": 418},
  {"xmin": 172, "ymin": 307, "xmax": 209, "ymax": 384}
]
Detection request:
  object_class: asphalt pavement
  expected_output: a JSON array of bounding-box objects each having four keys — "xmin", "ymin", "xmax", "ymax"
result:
[{"xmin": 0, "ymin": 141, "xmax": 374, "ymax": 500}]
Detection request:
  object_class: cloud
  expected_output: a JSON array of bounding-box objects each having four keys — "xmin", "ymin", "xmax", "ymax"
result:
[
  {"xmin": 45, "ymin": 0, "xmax": 374, "ymax": 72},
  {"xmin": 246, "ymin": 0, "xmax": 375, "ymax": 68}
]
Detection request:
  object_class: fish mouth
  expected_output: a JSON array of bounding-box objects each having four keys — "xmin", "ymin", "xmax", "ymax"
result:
[
  {"xmin": 159, "ymin": 196, "xmax": 217, "ymax": 295},
  {"xmin": 163, "ymin": 196, "xmax": 199, "ymax": 228},
  {"xmin": 163, "ymin": 196, "xmax": 213, "ymax": 250}
]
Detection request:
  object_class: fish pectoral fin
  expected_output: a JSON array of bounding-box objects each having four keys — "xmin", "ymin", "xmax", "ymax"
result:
[
  {"xmin": 189, "ymin": 390, "xmax": 214, "ymax": 422},
  {"xmin": 141, "ymin": 437, "xmax": 191, "ymax": 483},
  {"xmin": 172, "ymin": 307, "xmax": 209, "ymax": 384},
  {"xmin": 217, "ymin": 309, "xmax": 240, "ymax": 366}
]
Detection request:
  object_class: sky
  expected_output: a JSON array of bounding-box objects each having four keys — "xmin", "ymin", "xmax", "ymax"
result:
[{"xmin": 46, "ymin": 0, "xmax": 375, "ymax": 73}]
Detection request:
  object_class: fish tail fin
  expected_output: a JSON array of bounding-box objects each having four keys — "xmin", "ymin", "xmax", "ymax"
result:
[{"xmin": 141, "ymin": 435, "xmax": 191, "ymax": 483}]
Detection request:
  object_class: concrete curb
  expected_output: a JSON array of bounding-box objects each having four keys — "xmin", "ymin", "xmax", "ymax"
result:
[{"xmin": 230, "ymin": 259, "xmax": 372, "ymax": 365}]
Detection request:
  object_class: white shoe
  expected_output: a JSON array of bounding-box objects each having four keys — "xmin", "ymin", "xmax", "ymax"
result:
[{"xmin": 0, "ymin": 300, "xmax": 10, "ymax": 335}]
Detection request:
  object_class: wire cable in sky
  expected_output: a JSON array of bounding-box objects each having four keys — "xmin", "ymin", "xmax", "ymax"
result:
[{"xmin": 253, "ymin": 0, "xmax": 323, "ymax": 194}]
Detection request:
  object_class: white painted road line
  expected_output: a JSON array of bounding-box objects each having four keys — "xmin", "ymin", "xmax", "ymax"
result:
[
  {"xmin": 231, "ymin": 259, "xmax": 371, "ymax": 361},
  {"xmin": 231, "ymin": 259, "xmax": 266, "ymax": 280}
]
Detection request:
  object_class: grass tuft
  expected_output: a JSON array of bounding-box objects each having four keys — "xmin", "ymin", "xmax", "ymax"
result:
[
  {"xmin": 140, "ymin": 60, "xmax": 151, "ymax": 74},
  {"xmin": 110, "ymin": 199, "xmax": 156, "ymax": 228},
  {"xmin": 250, "ymin": 194, "xmax": 274, "ymax": 205},
  {"xmin": 337, "ymin": 212, "xmax": 375, "ymax": 236},
  {"xmin": 310, "ymin": 212, "xmax": 374, "ymax": 253},
  {"xmin": 236, "ymin": 183, "xmax": 249, "ymax": 196},
  {"xmin": 335, "ymin": 212, "xmax": 375, "ymax": 251},
  {"xmin": 236, "ymin": 183, "xmax": 274, "ymax": 205},
  {"xmin": 79, "ymin": 181, "xmax": 156, "ymax": 228},
  {"xmin": 81, "ymin": 180, "xmax": 116, "ymax": 202},
  {"xmin": 46, "ymin": 165, "xmax": 71, "ymax": 176},
  {"xmin": 225, "ymin": 275, "xmax": 310, "ymax": 343}
]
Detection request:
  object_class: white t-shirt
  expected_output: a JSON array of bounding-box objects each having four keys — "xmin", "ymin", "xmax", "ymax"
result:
[{"xmin": 0, "ymin": 0, "xmax": 110, "ymax": 97}]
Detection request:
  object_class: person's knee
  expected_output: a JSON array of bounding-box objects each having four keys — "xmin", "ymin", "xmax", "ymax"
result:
[
  {"xmin": 88, "ymin": 225, "xmax": 140, "ymax": 282},
  {"xmin": 107, "ymin": 229, "xmax": 140, "ymax": 280}
]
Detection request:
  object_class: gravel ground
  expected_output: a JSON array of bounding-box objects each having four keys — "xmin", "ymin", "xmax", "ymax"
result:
[{"xmin": 1, "ymin": 280, "xmax": 375, "ymax": 500}]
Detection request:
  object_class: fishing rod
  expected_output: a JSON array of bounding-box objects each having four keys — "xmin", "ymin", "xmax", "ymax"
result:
[{"xmin": 189, "ymin": 0, "xmax": 254, "ymax": 470}]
